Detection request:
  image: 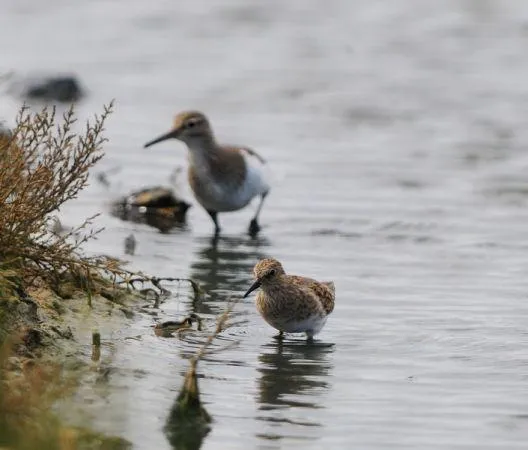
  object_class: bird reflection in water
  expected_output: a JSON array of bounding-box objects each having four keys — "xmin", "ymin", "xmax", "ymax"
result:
[
  {"xmin": 256, "ymin": 340, "xmax": 334, "ymax": 441},
  {"xmin": 162, "ymin": 235, "xmax": 270, "ymax": 450},
  {"xmin": 188, "ymin": 234, "xmax": 270, "ymax": 317}
]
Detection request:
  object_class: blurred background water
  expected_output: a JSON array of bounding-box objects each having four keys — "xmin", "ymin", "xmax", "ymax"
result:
[{"xmin": 1, "ymin": 0, "xmax": 528, "ymax": 449}]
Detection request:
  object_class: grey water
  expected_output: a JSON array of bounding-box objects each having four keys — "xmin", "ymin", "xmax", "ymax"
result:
[{"xmin": 1, "ymin": 0, "xmax": 528, "ymax": 448}]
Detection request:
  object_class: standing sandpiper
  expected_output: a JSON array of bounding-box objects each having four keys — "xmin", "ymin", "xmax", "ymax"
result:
[
  {"xmin": 243, "ymin": 258, "xmax": 335, "ymax": 340},
  {"xmin": 144, "ymin": 111, "xmax": 270, "ymax": 236}
]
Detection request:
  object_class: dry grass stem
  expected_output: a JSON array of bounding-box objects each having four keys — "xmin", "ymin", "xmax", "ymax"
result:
[{"xmin": 0, "ymin": 103, "xmax": 125, "ymax": 294}]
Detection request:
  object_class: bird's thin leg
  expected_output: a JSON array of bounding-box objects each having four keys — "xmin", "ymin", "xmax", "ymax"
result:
[
  {"xmin": 273, "ymin": 330, "xmax": 284, "ymax": 341},
  {"xmin": 209, "ymin": 233, "xmax": 220, "ymax": 248},
  {"xmin": 206, "ymin": 210, "xmax": 221, "ymax": 235},
  {"xmin": 249, "ymin": 192, "xmax": 268, "ymax": 236}
]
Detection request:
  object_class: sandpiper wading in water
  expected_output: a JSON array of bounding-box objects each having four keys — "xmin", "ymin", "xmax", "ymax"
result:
[
  {"xmin": 144, "ymin": 111, "xmax": 270, "ymax": 236},
  {"xmin": 244, "ymin": 258, "xmax": 335, "ymax": 340}
]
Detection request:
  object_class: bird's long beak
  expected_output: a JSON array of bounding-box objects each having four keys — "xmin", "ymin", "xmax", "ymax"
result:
[
  {"xmin": 243, "ymin": 279, "xmax": 261, "ymax": 298},
  {"xmin": 144, "ymin": 129, "xmax": 180, "ymax": 148}
]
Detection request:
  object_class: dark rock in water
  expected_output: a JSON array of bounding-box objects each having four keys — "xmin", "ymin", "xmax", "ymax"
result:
[
  {"xmin": 24, "ymin": 75, "xmax": 84, "ymax": 103},
  {"xmin": 111, "ymin": 186, "xmax": 191, "ymax": 233},
  {"xmin": 154, "ymin": 313, "xmax": 203, "ymax": 337},
  {"xmin": 127, "ymin": 186, "xmax": 186, "ymax": 209},
  {"xmin": 124, "ymin": 233, "xmax": 136, "ymax": 255}
]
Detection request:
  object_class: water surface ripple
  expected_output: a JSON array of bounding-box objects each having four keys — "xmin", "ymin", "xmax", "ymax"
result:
[{"xmin": 1, "ymin": 0, "xmax": 528, "ymax": 449}]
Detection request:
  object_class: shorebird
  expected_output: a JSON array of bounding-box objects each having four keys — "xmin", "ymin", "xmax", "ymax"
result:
[
  {"xmin": 144, "ymin": 111, "xmax": 270, "ymax": 236},
  {"xmin": 243, "ymin": 258, "xmax": 335, "ymax": 340}
]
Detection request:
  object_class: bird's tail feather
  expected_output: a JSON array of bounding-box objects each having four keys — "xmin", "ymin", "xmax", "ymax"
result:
[{"xmin": 323, "ymin": 281, "xmax": 335, "ymax": 295}]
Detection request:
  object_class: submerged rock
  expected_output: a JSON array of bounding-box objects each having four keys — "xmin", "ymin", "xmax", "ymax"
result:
[
  {"xmin": 111, "ymin": 186, "xmax": 191, "ymax": 233},
  {"xmin": 154, "ymin": 313, "xmax": 203, "ymax": 337}
]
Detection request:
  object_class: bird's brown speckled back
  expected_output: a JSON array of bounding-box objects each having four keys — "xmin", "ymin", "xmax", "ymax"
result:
[{"xmin": 247, "ymin": 258, "xmax": 335, "ymax": 337}]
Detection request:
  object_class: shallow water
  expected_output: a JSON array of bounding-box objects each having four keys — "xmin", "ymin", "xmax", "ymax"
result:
[{"xmin": 2, "ymin": 0, "xmax": 528, "ymax": 448}]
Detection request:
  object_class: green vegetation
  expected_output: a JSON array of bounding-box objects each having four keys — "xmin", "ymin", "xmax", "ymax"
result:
[{"xmin": 0, "ymin": 337, "xmax": 131, "ymax": 450}]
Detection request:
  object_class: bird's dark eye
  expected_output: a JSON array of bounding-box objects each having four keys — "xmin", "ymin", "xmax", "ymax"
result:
[
  {"xmin": 186, "ymin": 120, "xmax": 196, "ymax": 128},
  {"xmin": 268, "ymin": 269, "xmax": 276, "ymax": 277}
]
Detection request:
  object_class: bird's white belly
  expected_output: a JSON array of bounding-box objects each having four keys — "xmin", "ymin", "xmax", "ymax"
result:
[
  {"xmin": 274, "ymin": 315, "xmax": 327, "ymax": 335},
  {"xmin": 195, "ymin": 159, "xmax": 269, "ymax": 212}
]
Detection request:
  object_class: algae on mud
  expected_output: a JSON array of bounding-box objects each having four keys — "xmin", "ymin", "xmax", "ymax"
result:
[{"xmin": 0, "ymin": 334, "xmax": 132, "ymax": 450}]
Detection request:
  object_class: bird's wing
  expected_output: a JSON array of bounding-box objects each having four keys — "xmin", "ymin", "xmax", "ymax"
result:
[
  {"xmin": 323, "ymin": 281, "xmax": 335, "ymax": 296},
  {"xmin": 289, "ymin": 276, "xmax": 336, "ymax": 315},
  {"xmin": 239, "ymin": 146, "xmax": 267, "ymax": 164},
  {"xmin": 221, "ymin": 144, "xmax": 270, "ymax": 196},
  {"xmin": 310, "ymin": 281, "xmax": 335, "ymax": 315}
]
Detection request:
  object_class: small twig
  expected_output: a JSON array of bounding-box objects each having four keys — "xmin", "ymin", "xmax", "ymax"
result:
[
  {"xmin": 192, "ymin": 297, "xmax": 240, "ymax": 364},
  {"xmin": 117, "ymin": 274, "xmax": 202, "ymax": 298}
]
